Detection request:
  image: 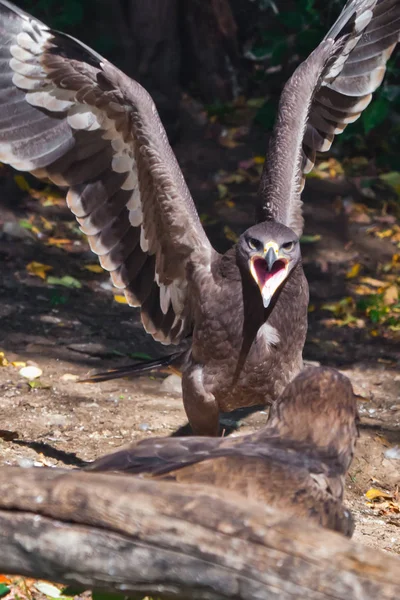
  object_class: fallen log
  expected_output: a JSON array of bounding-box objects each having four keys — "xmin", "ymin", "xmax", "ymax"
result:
[{"xmin": 0, "ymin": 466, "xmax": 398, "ymax": 600}]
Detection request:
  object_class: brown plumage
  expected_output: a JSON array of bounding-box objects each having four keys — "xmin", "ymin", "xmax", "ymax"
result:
[
  {"xmin": 0, "ymin": 1, "xmax": 397, "ymax": 434},
  {"xmin": 87, "ymin": 367, "xmax": 359, "ymax": 537}
]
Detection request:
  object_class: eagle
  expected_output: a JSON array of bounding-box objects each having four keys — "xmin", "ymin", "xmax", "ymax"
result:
[
  {"xmin": 87, "ymin": 367, "xmax": 360, "ymax": 537},
  {"xmin": 0, "ymin": 0, "xmax": 397, "ymax": 434}
]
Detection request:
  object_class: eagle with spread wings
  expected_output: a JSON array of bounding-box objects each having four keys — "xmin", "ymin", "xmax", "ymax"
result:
[{"xmin": 0, "ymin": 0, "xmax": 397, "ymax": 434}]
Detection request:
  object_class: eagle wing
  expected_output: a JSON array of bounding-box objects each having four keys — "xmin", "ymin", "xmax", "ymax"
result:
[
  {"xmin": 259, "ymin": 0, "xmax": 400, "ymax": 236},
  {"xmin": 0, "ymin": 0, "xmax": 215, "ymax": 344}
]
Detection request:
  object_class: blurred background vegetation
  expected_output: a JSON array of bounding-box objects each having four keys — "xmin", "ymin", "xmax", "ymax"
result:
[{"xmin": 18, "ymin": 0, "xmax": 400, "ymax": 168}]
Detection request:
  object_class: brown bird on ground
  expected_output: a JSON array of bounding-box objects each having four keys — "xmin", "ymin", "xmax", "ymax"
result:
[
  {"xmin": 86, "ymin": 367, "xmax": 359, "ymax": 537},
  {"xmin": 0, "ymin": 1, "xmax": 397, "ymax": 434}
]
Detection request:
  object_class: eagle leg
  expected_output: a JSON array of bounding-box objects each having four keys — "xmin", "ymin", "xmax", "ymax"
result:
[{"xmin": 182, "ymin": 363, "xmax": 219, "ymax": 437}]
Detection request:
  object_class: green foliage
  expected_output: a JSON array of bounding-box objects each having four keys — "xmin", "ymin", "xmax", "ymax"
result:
[
  {"xmin": 357, "ymin": 294, "xmax": 400, "ymax": 330},
  {"xmin": 362, "ymin": 96, "xmax": 390, "ymax": 134},
  {"xmin": 18, "ymin": 0, "xmax": 116, "ymax": 57},
  {"xmin": 255, "ymin": 99, "xmax": 277, "ymax": 130},
  {"xmin": 92, "ymin": 592, "xmax": 126, "ymax": 600},
  {"xmin": 205, "ymin": 102, "xmax": 236, "ymax": 119},
  {"xmin": 251, "ymin": 1, "xmax": 400, "ymax": 169},
  {"xmin": 0, "ymin": 585, "xmax": 10, "ymax": 598},
  {"xmin": 20, "ymin": 0, "xmax": 84, "ymax": 30}
]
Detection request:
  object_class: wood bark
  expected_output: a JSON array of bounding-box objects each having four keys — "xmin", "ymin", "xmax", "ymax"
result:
[
  {"xmin": 0, "ymin": 467, "xmax": 399, "ymax": 599},
  {"xmin": 182, "ymin": 0, "xmax": 241, "ymax": 103},
  {"xmin": 109, "ymin": 0, "xmax": 181, "ymax": 139}
]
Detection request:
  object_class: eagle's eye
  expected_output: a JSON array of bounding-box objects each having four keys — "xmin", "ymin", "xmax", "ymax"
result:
[
  {"xmin": 281, "ymin": 241, "xmax": 295, "ymax": 252},
  {"xmin": 248, "ymin": 237, "xmax": 262, "ymax": 251}
]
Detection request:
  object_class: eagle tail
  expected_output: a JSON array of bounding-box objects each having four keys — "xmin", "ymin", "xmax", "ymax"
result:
[{"xmin": 78, "ymin": 351, "xmax": 185, "ymax": 383}]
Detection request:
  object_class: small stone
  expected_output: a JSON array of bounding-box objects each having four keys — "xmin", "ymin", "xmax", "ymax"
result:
[
  {"xmin": 384, "ymin": 446, "xmax": 400, "ymax": 460},
  {"xmin": 39, "ymin": 315, "xmax": 62, "ymax": 324},
  {"xmin": 160, "ymin": 374, "xmax": 182, "ymax": 395},
  {"xmin": 46, "ymin": 414, "xmax": 69, "ymax": 427},
  {"xmin": 2, "ymin": 221, "xmax": 36, "ymax": 240},
  {"xmin": 19, "ymin": 365, "xmax": 42, "ymax": 380},
  {"xmin": 60, "ymin": 373, "xmax": 79, "ymax": 382},
  {"xmin": 138, "ymin": 423, "xmax": 151, "ymax": 432},
  {"xmin": 18, "ymin": 458, "xmax": 35, "ymax": 468}
]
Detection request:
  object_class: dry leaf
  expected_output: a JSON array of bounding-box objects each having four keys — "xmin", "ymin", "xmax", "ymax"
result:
[
  {"xmin": 114, "ymin": 294, "xmax": 128, "ymax": 304},
  {"xmin": 238, "ymin": 158, "xmax": 255, "ymax": 170},
  {"xmin": 346, "ymin": 263, "xmax": 361, "ymax": 279},
  {"xmin": 26, "ymin": 261, "xmax": 53, "ymax": 280},
  {"xmin": 83, "ymin": 264, "xmax": 104, "ymax": 274},
  {"xmin": 383, "ymin": 284, "xmax": 398, "ymax": 306},
  {"xmin": 39, "ymin": 216, "xmax": 54, "ymax": 232},
  {"xmin": 223, "ymin": 226, "xmax": 239, "ymax": 243},
  {"xmin": 365, "ymin": 488, "xmax": 393, "ymax": 501},
  {"xmin": 375, "ymin": 229, "xmax": 393, "ymax": 239},
  {"xmin": 34, "ymin": 581, "xmax": 62, "ymax": 597},
  {"xmin": 46, "ymin": 237, "xmax": 73, "ymax": 246},
  {"xmin": 218, "ymin": 127, "xmax": 241, "ymax": 149},
  {"xmin": 217, "ymin": 184, "xmax": 229, "ymax": 199},
  {"xmin": 0, "ymin": 352, "xmax": 9, "ymax": 367},
  {"xmin": 354, "ymin": 284, "xmax": 375, "ymax": 296},
  {"xmin": 360, "ymin": 277, "xmax": 386, "ymax": 287},
  {"xmin": 14, "ymin": 174, "xmax": 31, "ymax": 191},
  {"xmin": 47, "ymin": 275, "xmax": 82, "ymax": 289}
]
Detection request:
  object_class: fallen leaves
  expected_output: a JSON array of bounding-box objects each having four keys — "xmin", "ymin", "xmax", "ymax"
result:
[
  {"xmin": 365, "ymin": 488, "xmax": 393, "ymax": 502},
  {"xmin": 346, "ymin": 263, "xmax": 361, "ymax": 279},
  {"xmin": 307, "ymin": 158, "xmax": 344, "ymax": 180},
  {"xmin": 300, "ymin": 234, "xmax": 321, "ymax": 244},
  {"xmin": 383, "ymin": 284, "xmax": 398, "ymax": 306},
  {"xmin": 33, "ymin": 582, "xmax": 63, "ymax": 597},
  {"xmin": 83, "ymin": 264, "xmax": 104, "ymax": 274},
  {"xmin": 14, "ymin": 174, "xmax": 31, "ymax": 191},
  {"xmin": 365, "ymin": 487, "xmax": 400, "ymax": 515},
  {"xmin": 26, "ymin": 262, "xmax": 53, "ymax": 280},
  {"xmin": 379, "ymin": 171, "xmax": 400, "ymax": 196},
  {"xmin": 0, "ymin": 351, "xmax": 27, "ymax": 369},
  {"xmin": 223, "ymin": 225, "xmax": 239, "ymax": 243},
  {"xmin": 46, "ymin": 237, "xmax": 74, "ymax": 247},
  {"xmin": 47, "ymin": 275, "xmax": 82, "ymax": 289},
  {"xmin": 0, "ymin": 578, "xmax": 70, "ymax": 600},
  {"xmin": 317, "ymin": 249, "xmax": 400, "ymax": 334},
  {"xmin": 218, "ymin": 126, "xmax": 249, "ymax": 149},
  {"xmin": 113, "ymin": 294, "xmax": 128, "ymax": 304}
]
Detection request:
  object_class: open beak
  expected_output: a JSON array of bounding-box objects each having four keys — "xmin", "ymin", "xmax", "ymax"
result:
[{"xmin": 249, "ymin": 243, "xmax": 289, "ymax": 308}]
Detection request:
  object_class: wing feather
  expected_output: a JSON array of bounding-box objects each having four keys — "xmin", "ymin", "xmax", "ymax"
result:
[
  {"xmin": 258, "ymin": 0, "xmax": 399, "ymax": 236},
  {"xmin": 0, "ymin": 0, "xmax": 214, "ymax": 344}
]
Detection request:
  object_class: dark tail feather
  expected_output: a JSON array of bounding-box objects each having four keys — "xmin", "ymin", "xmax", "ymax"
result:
[{"xmin": 78, "ymin": 351, "xmax": 185, "ymax": 383}]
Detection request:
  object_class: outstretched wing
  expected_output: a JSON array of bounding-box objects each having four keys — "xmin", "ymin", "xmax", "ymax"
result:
[
  {"xmin": 259, "ymin": 0, "xmax": 400, "ymax": 236},
  {"xmin": 0, "ymin": 0, "xmax": 214, "ymax": 344}
]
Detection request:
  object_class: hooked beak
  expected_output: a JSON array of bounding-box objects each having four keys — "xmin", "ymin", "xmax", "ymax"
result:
[
  {"xmin": 265, "ymin": 246, "xmax": 277, "ymax": 272},
  {"xmin": 249, "ymin": 243, "xmax": 289, "ymax": 308}
]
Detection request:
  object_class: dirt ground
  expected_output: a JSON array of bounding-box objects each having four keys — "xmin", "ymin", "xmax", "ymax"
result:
[{"xmin": 0, "ymin": 104, "xmax": 399, "ymax": 559}]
